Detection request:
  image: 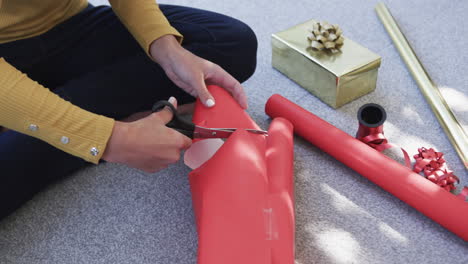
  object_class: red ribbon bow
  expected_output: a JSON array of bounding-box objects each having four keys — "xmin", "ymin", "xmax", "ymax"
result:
[{"xmin": 413, "ymin": 148, "xmax": 467, "ymax": 200}]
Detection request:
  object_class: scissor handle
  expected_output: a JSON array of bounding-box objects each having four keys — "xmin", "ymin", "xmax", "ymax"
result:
[{"xmin": 151, "ymin": 100, "xmax": 195, "ymax": 138}]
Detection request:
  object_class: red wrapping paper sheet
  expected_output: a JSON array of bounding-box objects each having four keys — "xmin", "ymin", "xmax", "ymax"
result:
[
  {"xmin": 265, "ymin": 94, "xmax": 468, "ymax": 241},
  {"xmin": 188, "ymin": 86, "xmax": 295, "ymax": 263}
]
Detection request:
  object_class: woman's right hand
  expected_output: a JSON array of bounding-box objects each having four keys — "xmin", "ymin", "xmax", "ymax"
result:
[{"xmin": 102, "ymin": 97, "xmax": 192, "ymax": 173}]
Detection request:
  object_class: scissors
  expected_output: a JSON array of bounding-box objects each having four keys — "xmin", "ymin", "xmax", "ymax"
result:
[{"xmin": 151, "ymin": 100, "xmax": 268, "ymax": 139}]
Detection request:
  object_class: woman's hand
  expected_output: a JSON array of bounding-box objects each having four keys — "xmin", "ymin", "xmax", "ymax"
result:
[
  {"xmin": 102, "ymin": 97, "xmax": 192, "ymax": 173},
  {"xmin": 149, "ymin": 35, "xmax": 248, "ymax": 109}
]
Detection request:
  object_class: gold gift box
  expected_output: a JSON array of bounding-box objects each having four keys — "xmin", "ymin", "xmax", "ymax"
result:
[{"xmin": 272, "ymin": 20, "xmax": 381, "ymax": 108}]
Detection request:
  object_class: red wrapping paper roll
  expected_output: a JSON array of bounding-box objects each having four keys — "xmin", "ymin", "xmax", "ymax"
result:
[
  {"xmin": 188, "ymin": 86, "xmax": 295, "ymax": 263},
  {"xmin": 265, "ymin": 94, "xmax": 468, "ymax": 241}
]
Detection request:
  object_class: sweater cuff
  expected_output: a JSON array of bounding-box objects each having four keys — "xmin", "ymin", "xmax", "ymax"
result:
[
  {"xmin": 0, "ymin": 58, "xmax": 115, "ymax": 164},
  {"xmin": 142, "ymin": 26, "xmax": 183, "ymax": 57}
]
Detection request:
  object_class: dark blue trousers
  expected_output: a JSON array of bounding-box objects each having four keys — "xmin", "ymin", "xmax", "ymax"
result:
[{"xmin": 0, "ymin": 4, "xmax": 257, "ymax": 219}]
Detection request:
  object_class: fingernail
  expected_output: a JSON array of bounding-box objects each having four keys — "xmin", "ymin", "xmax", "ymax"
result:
[
  {"xmin": 205, "ymin": 99, "xmax": 215, "ymax": 107},
  {"xmin": 168, "ymin": 96, "xmax": 176, "ymax": 104}
]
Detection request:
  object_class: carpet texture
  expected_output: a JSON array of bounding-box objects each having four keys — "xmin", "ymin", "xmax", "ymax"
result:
[{"xmin": 1, "ymin": 0, "xmax": 467, "ymax": 263}]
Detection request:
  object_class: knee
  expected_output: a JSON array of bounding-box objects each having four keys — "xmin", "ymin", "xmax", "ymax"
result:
[
  {"xmin": 233, "ymin": 20, "xmax": 258, "ymax": 56},
  {"xmin": 222, "ymin": 18, "xmax": 258, "ymax": 82}
]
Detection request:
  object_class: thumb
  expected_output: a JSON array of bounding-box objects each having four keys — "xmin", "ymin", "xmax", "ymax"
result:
[
  {"xmin": 181, "ymin": 134, "xmax": 193, "ymax": 150},
  {"xmin": 155, "ymin": 96, "xmax": 178, "ymax": 124},
  {"xmin": 194, "ymin": 80, "xmax": 215, "ymax": 108}
]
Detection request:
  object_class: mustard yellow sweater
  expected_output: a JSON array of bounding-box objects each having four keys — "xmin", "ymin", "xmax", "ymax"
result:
[{"xmin": 0, "ymin": 0, "xmax": 182, "ymax": 163}]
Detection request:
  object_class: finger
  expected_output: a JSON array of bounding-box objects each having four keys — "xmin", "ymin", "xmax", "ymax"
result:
[
  {"xmin": 168, "ymin": 96, "xmax": 178, "ymax": 109},
  {"xmin": 155, "ymin": 96, "xmax": 178, "ymax": 124},
  {"xmin": 193, "ymin": 78, "xmax": 215, "ymax": 108},
  {"xmin": 207, "ymin": 65, "xmax": 248, "ymax": 109},
  {"xmin": 231, "ymin": 82, "xmax": 249, "ymax": 109},
  {"xmin": 180, "ymin": 134, "xmax": 192, "ymax": 150},
  {"xmin": 165, "ymin": 150, "xmax": 181, "ymax": 165}
]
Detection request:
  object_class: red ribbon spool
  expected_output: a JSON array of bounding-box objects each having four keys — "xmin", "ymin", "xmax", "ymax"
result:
[{"xmin": 356, "ymin": 103, "xmax": 411, "ymax": 166}]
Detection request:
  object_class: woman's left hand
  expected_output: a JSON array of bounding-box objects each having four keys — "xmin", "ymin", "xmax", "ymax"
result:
[{"xmin": 149, "ymin": 35, "xmax": 248, "ymax": 109}]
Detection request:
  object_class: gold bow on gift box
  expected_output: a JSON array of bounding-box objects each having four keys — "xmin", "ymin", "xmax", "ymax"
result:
[{"xmin": 307, "ymin": 21, "xmax": 344, "ymax": 53}]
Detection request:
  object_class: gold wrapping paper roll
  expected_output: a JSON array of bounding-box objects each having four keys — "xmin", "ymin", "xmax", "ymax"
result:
[{"xmin": 375, "ymin": 2, "xmax": 468, "ymax": 170}]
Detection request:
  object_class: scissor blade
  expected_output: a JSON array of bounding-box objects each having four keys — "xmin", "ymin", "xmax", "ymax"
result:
[
  {"xmin": 193, "ymin": 126, "xmax": 268, "ymax": 139},
  {"xmin": 193, "ymin": 127, "xmax": 235, "ymax": 139},
  {"xmin": 245, "ymin": 129, "xmax": 269, "ymax": 135}
]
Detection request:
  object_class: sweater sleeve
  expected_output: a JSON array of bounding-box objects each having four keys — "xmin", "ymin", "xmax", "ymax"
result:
[
  {"xmin": 108, "ymin": 0, "xmax": 183, "ymax": 56},
  {"xmin": 0, "ymin": 58, "xmax": 115, "ymax": 164}
]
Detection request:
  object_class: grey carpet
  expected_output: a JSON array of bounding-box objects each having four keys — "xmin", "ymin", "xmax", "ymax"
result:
[{"xmin": 1, "ymin": 0, "xmax": 467, "ymax": 263}]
